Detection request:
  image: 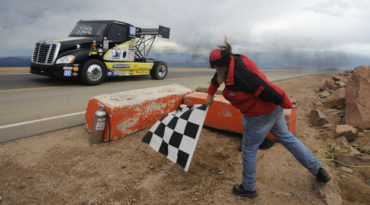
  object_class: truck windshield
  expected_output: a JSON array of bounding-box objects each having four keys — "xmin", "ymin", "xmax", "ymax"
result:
[{"xmin": 69, "ymin": 22, "xmax": 108, "ymax": 37}]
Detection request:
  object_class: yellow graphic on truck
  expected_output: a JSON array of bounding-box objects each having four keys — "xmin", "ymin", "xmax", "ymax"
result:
[
  {"xmin": 105, "ymin": 62, "xmax": 153, "ymax": 77},
  {"xmin": 103, "ymin": 39, "xmax": 136, "ymax": 62}
]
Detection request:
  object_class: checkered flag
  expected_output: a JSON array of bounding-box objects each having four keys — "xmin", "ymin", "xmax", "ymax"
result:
[{"xmin": 142, "ymin": 104, "xmax": 209, "ymax": 171}]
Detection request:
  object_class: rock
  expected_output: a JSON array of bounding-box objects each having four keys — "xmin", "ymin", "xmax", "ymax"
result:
[
  {"xmin": 319, "ymin": 81, "xmax": 326, "ymax": 91},
  {"xmin": 341, "ymin": 167, "xmax": 353, "ymax": 174},
  {"xmin": 334, "ymin": 80, "xmax": 346, "ymax": 88},
  {"xmin": 319, "ymin": 90, "xmax": 331, "ymax": 98},
  {"xmin": 310, "ymin": 110, "xmax": 329, "ymax": 126},
  {"xmin": 349, "ymin": 148, "xmax": 362, "ymax": 156},
  {"xmin": 314, "ymin": 101, "xmax": 323, "ymax": 106},
  {"xmin": 357, "ymin": 132, "xmax": 366, "ymax": 138},
  {"xmin": 335, "ymin": 153, "xmax": 370, "ymax": 167},
  {"xmin": 323, "ymin": 88, "xmax": 345, "ymax": 109},
  {"xmin": 326, "ymin": 111, "xmax": 343, "ymax": 124},
  {"xmin": 324, "ymin": 123, "xmax": 335, "ymax": 128},
  {"xmin": 335, "ymin": 124, "xmax": 357, "ymax": 142},
  {"xmin": 332, "ymin": 75, "xmax": 348, "ymax": 83},
  {"xmin": 325, "ymin": 79, "xmax": 337, "ymax": 90},
  {"xmin": 333, "ymin": 143, "xmax": 350, "ymax": 153},
  {"xmin": 335, "ymin": 136, "xmax": 350, "ymax": 148},
  {"xmin": 339, "ymin": 70, "xmax": 352, "ymax": 77},
  {"xmin": 363, "ymin": 140, "xmax": 370, "ymax": 151},
  {"xmin": 19, "ymin": 181, "xmax": 27, "ymax": 189},
  {"xmin": 366, "ymin": 179, "xmax": 370, "ymax": 186},
  {"xmin": 345, "ymin": 66, "xmax": 370, "ymax": 129}
]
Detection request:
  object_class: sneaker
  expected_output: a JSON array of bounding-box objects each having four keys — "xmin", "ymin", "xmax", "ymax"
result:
[
  {"xmin": 232, "ymin": 184, "xmax": 258, "ymax": 198},
  {"xmin": 316, "ymin": 168, "xmax": 331, "ymax": 183},
  {"xmin": 258, "ymin": 138, "xmax": 275, "ymax": 150}
]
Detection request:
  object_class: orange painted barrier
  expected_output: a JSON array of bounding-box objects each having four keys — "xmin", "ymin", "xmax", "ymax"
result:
[
  {"xmin": 184, "ymin": 92, "xmax": 243, "ymax": 133},
  {"xmin": 85, "ymin": 85, "xmax": 192, "ymax": 141},
  {"xmin": 183, "ymin": 92, "xmax": 296, "ymax": 140}
]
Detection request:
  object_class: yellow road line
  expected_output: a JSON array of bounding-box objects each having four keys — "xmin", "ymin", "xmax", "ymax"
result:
[{"xmin": 0, "ymin": 86, "xmax": 64, "ymax": 93}]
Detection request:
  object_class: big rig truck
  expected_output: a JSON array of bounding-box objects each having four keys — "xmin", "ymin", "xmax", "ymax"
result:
[{"xmin": 30, "ymin": 20, "xmax": 170, "ymax": 85}]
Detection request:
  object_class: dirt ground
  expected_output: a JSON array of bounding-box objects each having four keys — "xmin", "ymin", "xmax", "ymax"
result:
[{"xmin": 0, "ymin": 74, "xmax": 369, "ymax": 205}]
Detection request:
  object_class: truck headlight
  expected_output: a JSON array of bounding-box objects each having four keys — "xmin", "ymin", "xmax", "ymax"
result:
[{"xmin": 56, "ymin": 55, "xmax": 75, "ymax": 64}]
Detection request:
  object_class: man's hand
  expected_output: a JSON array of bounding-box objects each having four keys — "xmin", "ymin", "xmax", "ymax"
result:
[
  {"xmin": 206, "ymin": 94, "xmax": 214, "ymax": 106},
  {"xmin": 292, "ymin": 101, "xmax": 301, "ymax": 108}
]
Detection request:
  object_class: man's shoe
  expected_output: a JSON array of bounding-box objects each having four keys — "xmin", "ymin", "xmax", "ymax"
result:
[
  {"xmin": 232, "ymin": 184, "xmax": 258, "ymax": 198},
  {"xmin": 258, "ymin": 138, "xmax": 275, "ymax": 150},
  {"xmin": 316, "ymin": 168, "xmax": 331, "ymax": 183}
]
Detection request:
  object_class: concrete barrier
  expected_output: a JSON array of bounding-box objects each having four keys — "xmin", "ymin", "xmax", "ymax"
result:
[
  {"xmin": 183, "ymin": 92, "xmax": 296, "ymax": 140},
  {"xmin": 184, "ymin": 92, "xmax": 243, "ymax": 133},
  {"xmin": 86, "ymin": 88, "xmax": 296, "ymax": 142},
  {"xmin": 85, "ymin": 84, "xmax": 192, "ymax": 141}
]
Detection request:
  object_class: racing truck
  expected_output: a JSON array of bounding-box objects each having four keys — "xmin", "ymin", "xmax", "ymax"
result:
[{"xmin": 30, "ymin": 20, "xmax": 170, "ymax": 85}]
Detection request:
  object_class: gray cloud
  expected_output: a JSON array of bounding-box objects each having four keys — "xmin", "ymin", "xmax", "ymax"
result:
[{"xmin": 1, "ymin": 0, "xmax": 370, "ymax": 62}]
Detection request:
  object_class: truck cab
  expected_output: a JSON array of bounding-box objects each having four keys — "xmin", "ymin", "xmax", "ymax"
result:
[{"xmin": 30, "ymin": 20, "xmax": 170, "ymax": 85}]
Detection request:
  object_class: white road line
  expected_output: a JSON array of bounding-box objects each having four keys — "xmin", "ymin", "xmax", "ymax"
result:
[{"xmin": 0, "ymin": 111, "xmax": 86, "ymax": 129}]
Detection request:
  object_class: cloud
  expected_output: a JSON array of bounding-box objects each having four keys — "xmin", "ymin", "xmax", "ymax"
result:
[
  {"xmin": 0, "ymin": 0, "xmax": 370, "ymax": 60},
  {"xmin": 305, "ymin": 0, "xmax": 351, "ymax": 17}
]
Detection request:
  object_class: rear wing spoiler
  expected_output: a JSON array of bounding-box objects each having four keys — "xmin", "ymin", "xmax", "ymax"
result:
[{"xmin": 136, "ymin": 25, "xmax": 170, "ymax": 39}]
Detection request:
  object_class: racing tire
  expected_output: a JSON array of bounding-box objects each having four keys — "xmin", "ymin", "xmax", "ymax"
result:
[
  {"xmin": 80, "ymin": 59, "xmax": 107, "ymax": 85},
  {"xmin": 150, "ymin": 61, "xmax": 168, "ymax": 80}
]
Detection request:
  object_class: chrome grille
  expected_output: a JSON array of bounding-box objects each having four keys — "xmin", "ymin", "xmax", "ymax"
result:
[{"xmin": 32, "ymin": 41, "xmax": 60, "ymax": 65}]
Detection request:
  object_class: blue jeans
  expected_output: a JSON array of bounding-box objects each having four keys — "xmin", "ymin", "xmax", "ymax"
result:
[{"xmin": 241, "ymin": 106, "xmax": 323, "ymax": 191}]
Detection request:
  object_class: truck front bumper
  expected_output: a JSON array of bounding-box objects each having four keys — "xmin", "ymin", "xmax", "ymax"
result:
[{"xmin": 30, "ymin": 63, "xmax": 77, "ymax": 78}]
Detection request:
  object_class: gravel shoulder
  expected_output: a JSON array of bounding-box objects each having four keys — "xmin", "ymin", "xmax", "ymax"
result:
[{"xmin": 0, "ymin": 74, "xmax": 368, "ymax": 205}]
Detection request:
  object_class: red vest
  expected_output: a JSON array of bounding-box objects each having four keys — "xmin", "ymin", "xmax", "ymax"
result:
[{"xmin": 208, "ymin": 54, "xmax": 292, "ymax": 117}]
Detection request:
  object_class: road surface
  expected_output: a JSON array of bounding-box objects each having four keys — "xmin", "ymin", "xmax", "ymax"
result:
[{"xmin": 0, "ymin": 68, "xmax": 333, "ymax": 142}]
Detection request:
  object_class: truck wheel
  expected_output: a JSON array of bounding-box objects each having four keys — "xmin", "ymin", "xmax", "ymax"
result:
[
  {"xmin": 150, "ymin": 62, "xmax": 168, "ymax": 80},
  {"xmin": 80, "ymin": 59, "xmax": 106, "ymax": 85}
]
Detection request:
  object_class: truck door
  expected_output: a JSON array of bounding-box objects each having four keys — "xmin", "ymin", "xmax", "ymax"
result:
[{"xmin": 103, "ymin": 24, "xmax": 135, "ymax": 61}]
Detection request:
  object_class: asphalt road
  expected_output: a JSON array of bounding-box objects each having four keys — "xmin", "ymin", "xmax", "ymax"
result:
[{"xmin": 0, "ymin": 68, "xmax": 333, "ymax": 142}]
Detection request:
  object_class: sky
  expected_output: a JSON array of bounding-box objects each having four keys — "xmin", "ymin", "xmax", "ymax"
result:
[{"xmin": 1, "ymin": 0, "xmax": 370, "ymax": 68}]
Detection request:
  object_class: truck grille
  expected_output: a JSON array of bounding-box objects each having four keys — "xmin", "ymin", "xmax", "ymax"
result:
[{"xmin": 32, "ymin": 41, "xmax": 60, "ymax": 65}]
